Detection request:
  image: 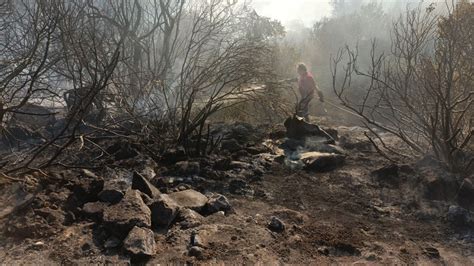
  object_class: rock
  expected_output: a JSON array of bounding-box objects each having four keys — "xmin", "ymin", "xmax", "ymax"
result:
[
  {"xmin": 284, "ymin": 116, "xmax": 335, "ymax": 143},
  {"xmin": 98, "ymin": 179, "xmax": 129, "ymax": 204},
  {"xmin": 221, "ymin": 139, "xmax": 242, "ymax": 152},
  {"xmin": 268, "ymin": 216, "xmax": 285, "ymax": 233},
  {"xmin": 372, "ymin": 164, "xmax": 400, "ymax": 186},
  {"xmin": 132, "ymin": 172, "xmax": 161, "ymax": 199},
  {"xmin": 176, "ymin": 208, "xmax": 204, "ymax": 229},
  {"xmin": 168, "ymin": 189, "xmax": 208, "ymax": 212},
  {"xmin": 190, "ymin": 231, "xmax": 206, "ymax": 247},
  {"xmin": 106, "ymin": 141, "xmax": 139, "ymax": 161},
  {"xmin": 149, "ymin": 194, "xmax": 180, "ymax": 228},
  {"xmin": 135, "ymin": 159, "xmax": 157, "ymax": 180},
  {"xmin": 174, "ymin": 161, "xmax": 200, "ymax": 176},
  {"xmin": 301, "ymin": 152, "xmax": 345, "ymax": 172},
  {"xmin": 123, "ymin": 226, "xmax": 156, "ymax": 257},
  {"xmin": 457, "ymin": 178, "xmax": 474, "ymax": 211},
  {"xmin": 82, "ymin": 201, "xmax": 108, "ymax": 219},
  {"xmin": 203, "ymin": 194, "xmax": 233, "ymax": 215},
  {"xmin": 423, "ymin": 247, "xmax": 440, "ymax": 259},
  {"xmin": 103, "ymin": 189, "xmax": 151, "ymax": 236},
  {"xmin": 70, "ymin": 171, "xmax": 104, "ymax": 204},
  {"xmin": 188, "ymin": 246, "xmax": 204, "ymax": 258},
  {"xmin": 447, "ymin": 205, "xmax": 472, "ymax": 227}
]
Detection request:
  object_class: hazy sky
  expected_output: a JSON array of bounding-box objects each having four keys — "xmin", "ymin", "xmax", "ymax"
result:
[{"xmin": 250, "ymin": 0, "xmax": 333, "ymax": 27}]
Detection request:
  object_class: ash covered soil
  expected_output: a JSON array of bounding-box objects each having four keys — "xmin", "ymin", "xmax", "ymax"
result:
[{"xmin": 1, "ymin": 118, "xmax": 473, "ymax": 264}]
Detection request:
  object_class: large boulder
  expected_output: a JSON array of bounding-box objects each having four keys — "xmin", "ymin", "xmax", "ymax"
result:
[
  {"xmin": 132, "ymin": 172, "xmax": 161, "ymax": 199},
  {"xmin": 284, "ymin": 116, "xmax": 335, "ymax": 143},
  {"xmin": 301, "ymin": 152, "xmax": 345, "ymax": 172},
  {"xmin": 123, "ymin": 226, "xmax": 156, "ymax": 257},
  {"xmin": 148, "ymin": 194, "xmax": 180, "ymax": 229},
  {"xmin": 168, "ymin": 189, "xmax": 208, "ymax": 212},
  {"xmin": 103, "ymin": 189, "xmax": 151, "ymax": 236}
]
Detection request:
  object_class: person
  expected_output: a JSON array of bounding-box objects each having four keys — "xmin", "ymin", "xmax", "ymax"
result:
[{"xmin": 295, "ymin": 63, "xmax": 324, "ymax": 121}]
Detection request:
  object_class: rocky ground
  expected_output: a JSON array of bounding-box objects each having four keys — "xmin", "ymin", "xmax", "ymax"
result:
[{"xmin": 1, "ymin": 117, "xmax": 473, "ymax": 264}]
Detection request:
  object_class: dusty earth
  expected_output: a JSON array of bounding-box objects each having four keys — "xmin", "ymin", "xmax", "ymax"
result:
[{"xmin": 0, "ymin": 117, "xmax": 473, "ymax": 265}]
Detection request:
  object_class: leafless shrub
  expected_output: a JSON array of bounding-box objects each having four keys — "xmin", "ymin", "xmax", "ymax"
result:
[{"xmin": 331, "ymin": 2, "xmax": 473, "ymax": 172}]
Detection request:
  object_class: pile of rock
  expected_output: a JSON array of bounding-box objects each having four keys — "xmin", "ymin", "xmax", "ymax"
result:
[{"xmin": 80, "ymin": 171, "xmax": 232, "ymax": 259}]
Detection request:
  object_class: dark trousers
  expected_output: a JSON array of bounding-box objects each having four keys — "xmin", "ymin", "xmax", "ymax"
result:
[{"xmin": 297, "ymin": 94, "xmax": 314, "ymax": 120}]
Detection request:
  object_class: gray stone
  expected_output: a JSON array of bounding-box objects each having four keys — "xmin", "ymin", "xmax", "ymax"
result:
[
  {"xmin": 132, "ymin": 171, "xmax": 161, "ymax": 199},
  {"xmin": 149, "ymin": 194, "xmax": 180, "ymax": 228},
  {"xmin": 98, "ymin": 179, "xmax": 129, "ymax": 204},
  {"xmin": 301, "ymin": 152, "xmax": 345, "ymax": 172},
  {"xmin": 268, "ymin": 216, "xmax": 285, "ymax": 233},
  {"xmin": 103, "ymin": 189, "xmax": 151, "ymax": 236},
  {"xmin": 123, "ymin": 226, "xmax": 156, "ymax": 257},
  {"xmin": 176, "ymin": 208, "xmax": 203, "ymax": 229},
  {"xmin": 82, "ymin": 201, "xmax": 108, "ymax": 219},
  {"xmin": 188, "ymin": 246, "xmax": 204, "ymax": 258},
  {"xmin": 204, "ymin": 194, "xmax": 233, "ymax": 215},
  {"xmin": 284, "ymin": 116, "xmax": 335, "ymax": 143},
  {"xmin": 168, "ymin": 189, "xmax": 208, "ymax": 212}
]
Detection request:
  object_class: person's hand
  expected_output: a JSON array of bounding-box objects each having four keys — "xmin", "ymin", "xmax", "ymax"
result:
[
  {"xmin": 318, "ymin": 90, "xmax": 324, "ymax": 102},
  {"xmin": 287, "ymin": 77, "xmax": 298, "ymax": 82}
]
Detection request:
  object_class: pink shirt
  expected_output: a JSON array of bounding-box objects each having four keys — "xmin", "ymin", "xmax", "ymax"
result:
[{"xmin": 298, "ymin": 72, "xmax": 316, "ymax": 98}]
